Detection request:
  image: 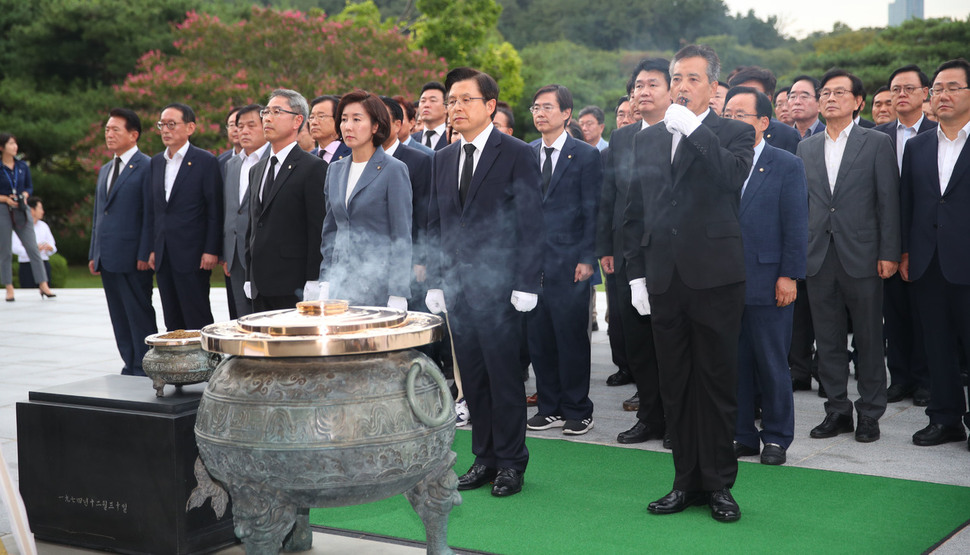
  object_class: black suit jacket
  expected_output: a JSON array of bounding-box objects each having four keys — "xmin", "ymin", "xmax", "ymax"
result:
[
  {"xmin": 623, "ymin": 112, "xmax": 755, "ymax": 294},
  {"xmin": 412, "ymin": 128, "xmax": 448, "ymax": 151},
  {"xmin": 246, "ymin": 145, "xmax": 328, "ymax": 297},
  {"xmin": 764, "ymin": 118, "xmax": 800, "ymax": 154},
  {"xmin": 427, "ymin": 127, "xmax": 544, "ymax": 310},
  {"xmin": 596, "ymin": 123, "xmax": 641, "ymax": 269},
  {"xmin": 147, "ymin": 144, "xmax": 223, "ymax": 273},
  {"xmin": 392, "ymin": 143, "xmax": 432, "ymax": 266},
  {"xmin": 857, "ymin": 118, "xmax": 877, "ymax": 128},
  {"xmin": 874, "ymin": 116, "xmax": 938, "ymax": 155}
]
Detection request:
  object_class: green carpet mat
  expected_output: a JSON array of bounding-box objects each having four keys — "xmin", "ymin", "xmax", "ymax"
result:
[{"xmin": 310, "ymin": 430, "xmax": 970, "ymax": 554}]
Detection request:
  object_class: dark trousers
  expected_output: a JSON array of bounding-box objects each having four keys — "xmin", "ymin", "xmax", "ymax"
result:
[
  {"xmin": 225, "ymin": 251, "xmax": 252, "ymax": 320},
  {"xmin": 100, "ymin": 269, "xmax": 157, "ymax": 376},
  {"xmin": 736, "ymin": 303, "xmax": 795, "ymax": 449},
  {"xmin": 912, "ymin": 253, "xmax": 970, "ymax": 428},
  {"xmin": 806, "ymin": 247, "xmax": 887, "ymax": 420},
  {"xmin": 788, "ymin": 279, "xmax": 816, "ymax": 381},
  {"xmin": 883, "ymin": 273, "xmax": 928, "ymax": 389},
  {"xmin": 650, "ymin": 270, "xmax": 744, "ymax": 492},
  {"xmin": 526, "ymin": 279, "xmax": 593, "ymax": 420},
  {"xmin": 449, "ymin": 292, "xmax": 529, "ymax": 472},
  {"xmin": 18, "ymin": 260, "xmax": 51, "ymax": 289},
  {"xmin": 253, "ymin": 292, "xmax": 299, "ymax": 312},
  {"xmin": 155, "ymin": 253, "xmax": 214, "ymax": 331},
  {"xmin": 604, "ymin": 270, "xmax": 630, "ymax": 373},
  {"xmin": 617, "ymin": 263, "xmax": 664, "ymax": 426}
]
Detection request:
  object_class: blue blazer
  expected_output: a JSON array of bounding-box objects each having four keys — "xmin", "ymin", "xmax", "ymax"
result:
[
  {"xmin": 764, "ymin": 119, "xmax": 800, "ymax": 154},
  {"xmin": 739, "ymin": 143, "xmax": 808, "ymax": 305},
  {"xmin": 147, "ymin": 144, "xmax": 224, "ymax": 273},
  {"xmin": 530, "ymin": 134, "xmax": 602, "ymax": 287},
  {"xmin": 412, "ymin": 129, "xmax": 448, "ymax": 151},
  {"xmin": 392, "ymin": 142, "xmax": 432, "ymax": 267},
  {"xmin": 319, "ymin": 147, "xmax": 412, "ymax": 305},
  {"xmin": 901, "ymin": 130, "xmax": 970, "ymax": 285},
  {"xmin": 89, "ymin": 150, "xmax": 153, "ymax": 273},
  {"xmin": 427, "ymin": 127, "xmax": 545, "ymax": 310}
]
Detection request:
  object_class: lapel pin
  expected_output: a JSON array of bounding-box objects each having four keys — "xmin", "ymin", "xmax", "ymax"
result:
[
  {"xmin": 288, "ymin": 165, "xmax": 292, "ymax": 170},
  {"xmin": 128, "ymin": 165, "xmax": 134, "ymax": 169},
  {"xmin": 567, "ymin": 154, "xmax": 573, "ymax": 159},
  {"xmin": 377, "ymin": 165, "xmax": 382, "ymax": 170},
  {"xmin": 759, "ymin": 167, "xmax": 764, "ymax": 172},
  {"xmin": 187, "ymin": 161, "xmax": 192, "ymax": 166}
]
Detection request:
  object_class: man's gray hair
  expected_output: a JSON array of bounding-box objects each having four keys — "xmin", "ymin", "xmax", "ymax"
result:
[
  {"xmin": 670, "ymin": 44, "xmax": 720, "ymax": 84},
  {"xmin": 268, "ymin": 88, "xmax": 309, "ymax": 131}
]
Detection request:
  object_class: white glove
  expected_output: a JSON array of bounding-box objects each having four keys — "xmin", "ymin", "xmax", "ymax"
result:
[
  {"xmin": 317, "ymin": 281, "xmax": 330, "ymax": 301},
  {"xmin": 302, "ymin": 280, "xmax": 319, "ymax": 301},
  {"xmin": 510, "ymin": 290, "xmax": 538, "ymax": 312},
  {"xmin": 388, "ymin": 295, "xmax": 408, "ymax": 311},
  {"xmin": 425, "ymin": 289, "xmax": 446, "ymax": 314},
  {"xmin": 629, "ymin": 278, "xmax": 649, "ymax": 316},
  {"xmin": 243, "ymin": 281, "xmax": 252, "ymax": 299},
  {"xmin": 664, "ymin": 103, "xmax": 701, "ymax": 136}
]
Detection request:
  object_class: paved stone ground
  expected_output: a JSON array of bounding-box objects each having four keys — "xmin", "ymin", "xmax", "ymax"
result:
[{"xmin": 1, "ymin": 289, "xmax": 967, "ymax": 553}]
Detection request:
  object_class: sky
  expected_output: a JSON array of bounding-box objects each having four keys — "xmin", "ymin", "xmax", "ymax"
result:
[{"xmin": 723, "ymin": 0, "xmax": 970, "ymax": 39}]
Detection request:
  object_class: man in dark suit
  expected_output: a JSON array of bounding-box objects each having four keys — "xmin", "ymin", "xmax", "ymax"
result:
[
  {"xmin": 221, "ymin": 104, "xmax": 267, "ymax": 319},
  {"xmin": 146, "ymin": 103, "xmax": 222, "ymax": 331},
  {"xmin": 217, "ymin": 107, "xmax": 241, "ymax": 172},
  {"xmin": 900, "ymin": 58, "xmax": 970, "ymax": 450},
  {"xmin": 308, "ymin": 95, "xmax": 351, "ymax": 163},
  {"xmin": 875, "ymin": 64, "xmax": 937, "ymax": 406},
  {"xmin": 623, "ymin": 45, "xmax": 754, "ymax": 522},
  {"xmin": 723, "ymin": 87, "xmax": 808, "ymax": 466},
  {"xmin": 727, "ymin": 66, "xmax": 801, "ymax": 154},
  {"xmin": 412, "ymin": 81, "xmax": 449, "ymax": 151},
  {"xmin": 871, "ymin": 86, "xmax": 896, "ymax": 125},
  {"xmin": 425, "ymin": 67, "xmax": 544, "ymax": 497},
  {"xmin": 525, "ymin": 84, "xmax": 601, "ymax": 436},
  {"xmin": 796, "ymin": 69, "xmax": 900, "ymax": 444},
  {"xmin": 596, "ymin": 58, "xmax": 670, "ymax": 444},
  {"xmin": 88, "ymin": 108, "xmax": 157, "ymax": 376},
  {"xmin": 789, "ymin": 75, "xmax": 825, "ymax": 139},
  {"xmin": 244, "ymin": 89, "xmax": 327, "ymax": 312}
]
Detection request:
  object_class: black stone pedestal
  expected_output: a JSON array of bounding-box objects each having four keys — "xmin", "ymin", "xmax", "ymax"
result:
[{"xmin": 17, "ymin": 375, "xmax": 238, "ymax": 554}]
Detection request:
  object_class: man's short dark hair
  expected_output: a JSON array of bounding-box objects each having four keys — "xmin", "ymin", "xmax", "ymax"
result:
[
  {"xmin": 420, "ymin": 81, "xmax": 446, "ymax": 98},
  {"xmin": 162, "ymin": 103, "xmax": 196, "ymax": 123},
  {"xmin": 335, "ymin": 89, "xmax": 391, "ymax": 147},
  {"xmin": 310, "ymin": 95, "xmax": 341, "ymax": 114},
  {"xmin": 26, "ymin": 196, "xmax": 42, "ymax": 210},
  {"xmin": 819, "ymin": 68, "xmax": 865, "ymax": 98},
  {"xmin": 932, "ymin": 58, "xmax": 970, "ymax": 88},
  {"xmin": 109, "ymin": 107, "xmax": 142, "ymax": 137},
  {"xmin": 566, "ymin": 120, "xmax": 584, "ymax": 140},
  {"xmin": 790, "ymin": 75, "xmax": 821, "ymax": 99},
  {"xmin": 728, "ymin": 66, "xmax": 778, "ymax": 97},
  {"xmin": 631, "ymin": 57, "xmax": 671, "ymax": 87},
  {"xmin": 445, "ymin": 67, "xmax": 499, "ymax": 119},
  {"xmin": 578, "ymin": 105, "xmax": 605, "ymax": 125},
  {"xmin": 724, "ymin": 86, "xmax": 773, "ymax": 120},
  {"xmin": 671, "ymin": 45, "xmax": 720, "ymax": 84},
  {"xmin": 225, "ymin": 107, "xmax": 240, "ymax": 122},
  {"xmin": 234, "ymin": 104, "xmax": 263, "ymax": 125},
  {"xmin": 495, "ymin": 101, "xmax": 515, "ymax": 130},
  {"xmin": 533, "ymin": 84, "xmax": 574, "ymax": 113},
  {"xmin": 379, "ymin": 95, "xmax": 404, "ymax": 123},
  {"xmin": 393, "ymin": 95, "xmax": 416, "ymax": 121},
  {"xmin": 775, "ymin": 86, "xmax": 790, "ymax": 101},
  {"xmin": 873, "ymin": 85, "xmax": 891, "ymax": 97},
  {"xmin": 616, "ymin": 95, "xmax": 630, "ymax": 115},
  {"xmin": 888, "ymin": 64, "xmax": 930, "ymax": 88}
]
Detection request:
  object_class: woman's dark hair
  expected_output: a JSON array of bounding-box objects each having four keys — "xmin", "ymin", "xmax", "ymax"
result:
[
  {"xmin": 27, "ymin": 196, "xmax": 42, "ymax": 209},
  {"xmin": 335, "ymin": 89, "xmax": 390, "ymax": 147},
  {"xmin": 0, "ymin": 132, "xmax": 16, "ymax": 151}
]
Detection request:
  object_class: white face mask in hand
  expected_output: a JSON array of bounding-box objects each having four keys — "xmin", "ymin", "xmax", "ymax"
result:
[{"xmin": 510, "ymin": 290, "xmax": 537, "ymax": 312}]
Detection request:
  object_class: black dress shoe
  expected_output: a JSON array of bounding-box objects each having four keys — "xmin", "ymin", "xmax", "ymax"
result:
[
  {"xmin": 490, "ymin": 468, "xmax": 523, "ymax": 497},
  {"xmin": 622, "ymin": 392, "xmax": 640, "ymax": 412},
  {"xmin": 913, "ymin": 387, "xmax": 931, "ymax": 407},
  {"xmin": 617, "ymin": 420, "xmax": 664, "ymax": 444},
  {"xmin": 887, "ymin": 383, "xmax": 915, "ymax": 403},
  {"xmin": 733, "ymin": 441, "xmax": 759, "ymax": 458},
  {"xmin": 817, "ymin": 382, "xmax": 827, "ymax": 398},
  {"xmin": 913, "ymin": 423, "xmax": 968, "ymax": 446},
  {"xmin": 792, "ymin": 377, "xmax": 811, "ymax": 391},
  {"xmin": 760, "ymin": 443, "xmax": 786, "ymax": 465},
  {"xmin": 709, "ymin": 488, "xmax": 741, "ymax": 522},
  {"xmin": 662, "ymin": 433, "xmax": 672, "ymax": 450},
  {"xmin": 606, "ymin": 369, "xmax": 633, "ymax": 386},
  {"xmin": 810, "ymin": 412, "xmax": 853, "ymax": 438},
  {"xmin": 855, "ymin": 415, "xmax": 880, "ymax": 443},
  {"xmin": 647, "ymin": 490, "xmax": 708, "ymax": 514},
  {"xmin": 457, "ymin": 463, "xmax": 497, "ymax": 491}
]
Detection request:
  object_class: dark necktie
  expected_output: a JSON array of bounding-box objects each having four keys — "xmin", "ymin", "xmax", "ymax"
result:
[
  {"xmin": 106, "ymin": 157, "xmax": 122, "ymax": 195},
  {"xmin": 260, "ymin": 156, "xmax": 278, "ymax": 208},
  {"xmin": 459, "ymin": 144, "xmax": 475, "ymax": 207},
  {"xmin": 541, "ymin": 147, "xmax": 554, "ymax": 195},
  {"xmin": 425, "ymin": 130, "xmax": 436, "ymax": 148}
]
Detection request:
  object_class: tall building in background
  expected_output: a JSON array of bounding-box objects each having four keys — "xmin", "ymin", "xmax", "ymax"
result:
[{"xmin": 889, "ymin": 0, "xmax": 924, "ymax": 26}]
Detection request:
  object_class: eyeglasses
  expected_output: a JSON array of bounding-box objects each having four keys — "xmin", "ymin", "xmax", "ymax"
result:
[
  {"xmin": 259, "ymin": 106, "xmax": 300, "ymax": 118},
  {"xmin": 529, "ymin": 104, "xmax": 559, "ymax": 114},
  {"xmin": 787, "ymin": 91, "xmax": 816, "ymax": 102},
  {"xmin": 306, "ymin": 114, "xmax": 333, "ymax": 122},
  {"xmin": 446, "ymin": 96, "xmax": 486, "ymax": 109},
  {"xmin": 929, "ymin": 84, "xmax": 970, "ymax": 97},
  {"xmin": 818, "ymin": 88, "xmax": 851, "ymax": 99},
  {"xmin": 722, "ymin": 111, "xmax": 757, "ymax": 120},
  {"xmin": 156, "ymin": 121, "xmax": 184, "ymax": 130},
  {"xmin": 890, "ymin": 85, "xmax": 923, "ymax": 96}
]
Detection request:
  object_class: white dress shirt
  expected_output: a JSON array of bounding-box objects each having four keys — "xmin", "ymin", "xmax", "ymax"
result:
[
  {"xmin": 824, "ymin": 122, "xmax": 854, "ymax": 193},
  {"xmin": 345, "ymin": 161, "xmax": 367, "ymax": 206},
  {"xmin": 163, "ymin": 141, "xmax": 191, "ymax": 201},
  {"xmin": 937, "ymin": 119, "xmax": 970, "ymax": 195},
  {"xmin": 384, "ymin": 138, "xmax": 400, "ymax": 157},
  {"xmin": 540, "ymin": 131, "xmax": 568, "ymax": 175},
  {"xmin": 457, "ymin": 123, "xmax": 494, "ymax": 188},
  {"xmin": 423, "ymin": 123, "xmax": 448, "ymax": 150},
  {"xmin": 239, "ymin": 143, "xmax": 269, "ymax": 203},
  {"xmin": 258, "ymin": 141, "xmax": 298, "ymax": 202},
  {"xmin": 741, "ymin": 138, "xmax": 766, "ymax": 198},
  {"xmin": 895, "ymin": 114, "xmax": 924, "ymax": 172},
  {"xmin": 107, "ymin": 145, "xmax": 139, "ymax": 195}
]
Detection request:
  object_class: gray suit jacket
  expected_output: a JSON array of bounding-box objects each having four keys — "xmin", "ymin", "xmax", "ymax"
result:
[
  {"xmin": 796, "ymin": 124, "xmax": 900, "ymax": 279},
  {"xmin": 319, "ymin": 147, "xmax": 412, "ymax": 306},
  {"xmin": 222, "ymin": 148, "xmax": 269, "ymax": 269}
]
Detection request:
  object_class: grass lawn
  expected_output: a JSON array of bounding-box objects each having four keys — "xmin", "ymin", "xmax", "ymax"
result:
[{"xmin": 64, "ymin": 265, "xmax": 227, "ymax": 289}]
